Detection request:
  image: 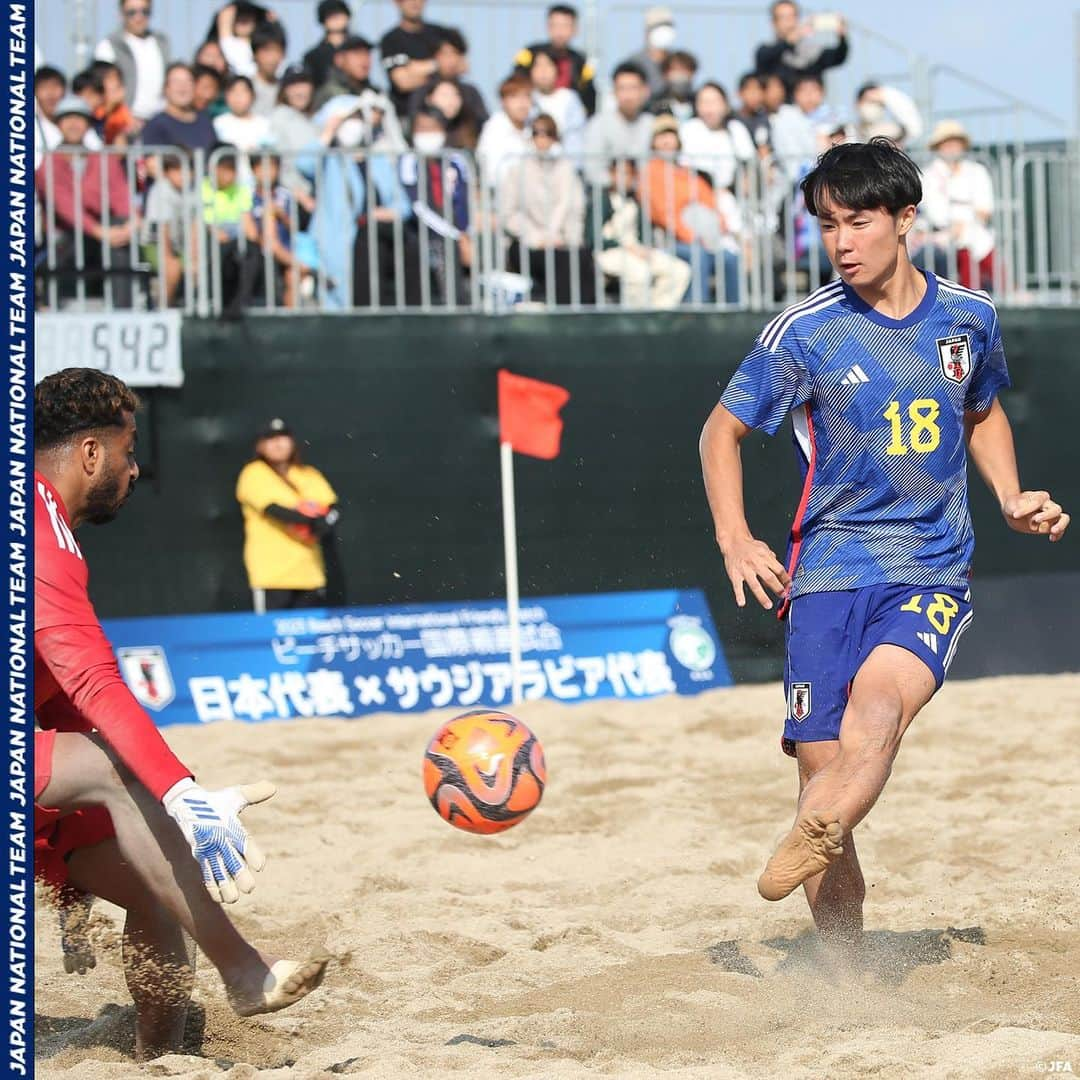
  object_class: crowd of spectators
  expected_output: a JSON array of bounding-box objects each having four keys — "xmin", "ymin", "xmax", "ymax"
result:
[{"xmin": 34, "ymin": 0, "xmax": 1000, "ymax": 312}]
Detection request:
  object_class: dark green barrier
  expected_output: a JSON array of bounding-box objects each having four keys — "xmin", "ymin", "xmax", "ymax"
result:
[{"xmin": 79, "ymin": 309, "xmax": 1080, "ymax": 682}]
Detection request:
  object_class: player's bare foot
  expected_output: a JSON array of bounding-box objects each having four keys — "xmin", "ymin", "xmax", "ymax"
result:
[
  {"xmin": 758, "ymin": 812, "xmax": 844, "ymax": 901},
  {"xmin": 227, "ymin": 956, "xmax": 330, "ymax": 1017}
]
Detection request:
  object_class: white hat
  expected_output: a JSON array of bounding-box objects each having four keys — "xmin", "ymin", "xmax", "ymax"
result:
[
  {"xmin": 928, "ymin": 119, "xmax": 971, "ymax": 149},
  {"xmin": 645, "ymin": 6, "xmax": 674, "ymax": 28}
]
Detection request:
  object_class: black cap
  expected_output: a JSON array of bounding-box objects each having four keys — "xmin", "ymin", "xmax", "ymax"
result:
[
  {"xmin": 257, "ymin": 418, "xmax": 293, "ymax": 440},
  {"xmin": 335, "ymin": 33, "xmax": 372, "ymax": 53},
  {"xmin": 280, "ymin": 64, "xmax": 314, "ymax": 87}
]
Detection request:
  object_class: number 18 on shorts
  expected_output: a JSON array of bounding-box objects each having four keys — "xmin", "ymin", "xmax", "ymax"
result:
[{"xmin": 781, "ymin": 583, "xmax": 974, "ymax": 753}]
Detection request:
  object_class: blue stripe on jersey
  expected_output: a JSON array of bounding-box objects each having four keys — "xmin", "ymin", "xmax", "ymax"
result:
[{"xmin": 720, "ymin": 271, "xmax": 1011, "ymax": 597}]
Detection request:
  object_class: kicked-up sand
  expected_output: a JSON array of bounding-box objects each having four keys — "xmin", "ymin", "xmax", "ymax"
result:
[{"xmin": 34, "ymin": 674, "xmax": 1080, "ymax": 1079}]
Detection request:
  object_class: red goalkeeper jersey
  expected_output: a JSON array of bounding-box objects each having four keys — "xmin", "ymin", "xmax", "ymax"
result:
[{"xmin": 34, "ymin": 473, "xmax": 191, "ymax": 801}]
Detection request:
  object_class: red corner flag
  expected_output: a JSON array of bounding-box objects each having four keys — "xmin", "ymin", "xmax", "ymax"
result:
[{"xmin": 498, "ymin": 370, "xmax": 570, "ymax": 460}]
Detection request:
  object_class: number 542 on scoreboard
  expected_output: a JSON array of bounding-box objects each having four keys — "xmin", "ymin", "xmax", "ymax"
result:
[{"xmin": 34, "ymin": 311, "xmax": 183, "ymax": 388}]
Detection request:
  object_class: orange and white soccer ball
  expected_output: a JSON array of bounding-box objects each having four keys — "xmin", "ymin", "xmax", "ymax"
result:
[{"xmin": 423, "ymin": 710, "xmax": 546, "ymax": 834}]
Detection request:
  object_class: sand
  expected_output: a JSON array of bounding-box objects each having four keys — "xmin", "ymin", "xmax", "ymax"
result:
[{"xmin": 35, "ymin": 673, "xmax": 1080, "ymax": 1079}]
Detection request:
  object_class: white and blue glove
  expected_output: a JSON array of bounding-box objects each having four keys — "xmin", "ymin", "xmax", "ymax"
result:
[{"xmin": 162, "ymin": 778, "xmax": 275, "ymax": 904}]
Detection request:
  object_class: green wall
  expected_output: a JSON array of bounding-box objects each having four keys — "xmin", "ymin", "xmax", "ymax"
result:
[{"xmin": 80, "ymin": 309, "xmax": 1080, "ymax": 681}]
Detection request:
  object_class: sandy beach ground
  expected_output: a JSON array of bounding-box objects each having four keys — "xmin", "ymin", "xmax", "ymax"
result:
[{"xmin": 35, "ymin": 674, "xmax": 1080, "ymax": 1079}]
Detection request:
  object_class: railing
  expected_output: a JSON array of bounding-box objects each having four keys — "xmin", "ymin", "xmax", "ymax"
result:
[{"xmin": 33, "ymin": 143, "xmax": 1080, "ymax": 317}]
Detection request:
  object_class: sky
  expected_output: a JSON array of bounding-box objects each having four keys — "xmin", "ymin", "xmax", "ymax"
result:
[{"xmin": 35, "ymin": 0, "xmax": 1077, "ymax": 142}]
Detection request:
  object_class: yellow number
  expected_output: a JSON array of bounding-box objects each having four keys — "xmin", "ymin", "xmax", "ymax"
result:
[
  {"xmin": 926, "ymin": 592, "xmax": 960, "ymax": 634},
  {"xmin": 909, "ymin": 399, "xmax": 941, "ymax": 452},
  {"xmin": 899, "ymin": 594, "xmax": 924, "ymax": 613},
  {"xmin": 883, "ymin": 399, "xmax": 941, "ymax": 456},
  {"xmin": 883, "ymin": 400, "xmax": 907, "ymax": 456}
]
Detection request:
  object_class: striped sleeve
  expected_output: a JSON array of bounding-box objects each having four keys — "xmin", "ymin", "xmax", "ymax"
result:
[
  {"xmin": 720, "ymin": 335, "xmax": 812, "ymax": 436},
  {"xmin": 965, "ymin": 305, "xmax": 1011, "ymax": 412}
]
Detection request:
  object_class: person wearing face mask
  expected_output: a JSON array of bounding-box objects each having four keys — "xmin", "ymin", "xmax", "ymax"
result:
[
  {"xmin": 917, "ymin": 120, "xmax": 995, "ymax": 292},
  {"xmin": 399, "ymin": 105, "xmax": 472, "ymax": 305},
  {"xmin": 621, "ymin": 6, "xmax": 677, "ymax": 96},
  {"xmin": 648, "ymin": 51, "xmax": 698, "ymax": 124},
  {"xmin": 854, "ymin": 82, "xmax": 923, "ymax": 148},
  {"xmin": 680, "ymin": 81, "xmax": 755, "ymax": 192},
  {"xmin": 498, "ymin": 113, "xmax": 596, "ymax": 306},
  {"xmin": 293, "ymin": 95, "xmax": 411, "ymax": 310}
]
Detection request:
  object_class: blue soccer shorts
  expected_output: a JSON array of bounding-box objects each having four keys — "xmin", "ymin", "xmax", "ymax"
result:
[{"xmin": 781, "ymin": 583, "xmax": 973, "ymax": 757}]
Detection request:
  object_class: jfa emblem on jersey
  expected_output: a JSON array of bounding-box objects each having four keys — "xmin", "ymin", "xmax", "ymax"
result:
[
  {"xmin": 118, "ymin": 646, "xmax": 176, "ymax": 712},
  {"xmin": 936, "ymin": 335, "xmax": 972, "ymax": 383},
  {"xmin": 789, "ymin": 682, "xmax": 812, "ymax": 722}
]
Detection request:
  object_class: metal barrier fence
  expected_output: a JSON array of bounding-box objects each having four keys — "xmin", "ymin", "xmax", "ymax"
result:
[{"xmin": 33, "ymin": 143, "xmax": 1080, "ymax": 316}]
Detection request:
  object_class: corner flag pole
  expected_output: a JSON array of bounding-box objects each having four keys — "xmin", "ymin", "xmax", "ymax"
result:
[{"xmin": 500, "ymin": 440, "xmax": 524, "ymax": 705}]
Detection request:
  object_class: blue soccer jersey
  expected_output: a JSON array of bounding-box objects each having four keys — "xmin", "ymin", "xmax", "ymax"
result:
[{"xmin": 720, "ymin": 272, "xmax": 1011, "ymax": 599}]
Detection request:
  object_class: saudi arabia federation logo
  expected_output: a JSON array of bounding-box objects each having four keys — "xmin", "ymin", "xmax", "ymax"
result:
[
  {"xmin": 936, "ymin": 334, "xmax": 972, "ymax": 383},
  {"xmin": 117, "ymin": 646, "xmax": 176, "ymax": 711},
  {"xmin": 668, "ymin": 617, "xmax": 716, "ymax": 672},
  {"xmin": 789, "ymin": 682, "xmax": 812, "ymax": 722}
]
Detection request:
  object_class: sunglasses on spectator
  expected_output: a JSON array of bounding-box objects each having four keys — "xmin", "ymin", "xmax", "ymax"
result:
[{"xmin": 124, "ymin": 6, "xmax": 151, "ymax": 15}]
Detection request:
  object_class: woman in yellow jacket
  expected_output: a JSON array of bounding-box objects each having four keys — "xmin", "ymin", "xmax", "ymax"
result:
[{"xmin": 236, "ymin": 418, "xmax": 340, "ymax": 613}]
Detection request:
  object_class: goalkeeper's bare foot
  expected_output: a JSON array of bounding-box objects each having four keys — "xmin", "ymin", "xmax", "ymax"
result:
[
  {"xmin": 227, "ymin": 955, "xmax": 330, "ymax": 1017},
  {"xmin": 758, "ymin": 812, "xmax": 844, "ymax": 901}
]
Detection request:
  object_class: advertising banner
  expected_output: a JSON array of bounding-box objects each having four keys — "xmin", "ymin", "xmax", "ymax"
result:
[{"xmin": 103, "ymin": 590, "xmax": 731, "ymax": 727}]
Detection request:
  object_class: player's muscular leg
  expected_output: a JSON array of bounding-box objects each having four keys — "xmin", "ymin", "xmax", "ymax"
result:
[
  {"xmin": 797, "ymin": 741, "xmax": 866, "ymax": 947},
  {"xmin": 41, "ymin": 733, "xmax": 328, "ymax": 1023},
  {"xmin": 759, "ymin": 646, "xmax": 935, "ymax": 901}
]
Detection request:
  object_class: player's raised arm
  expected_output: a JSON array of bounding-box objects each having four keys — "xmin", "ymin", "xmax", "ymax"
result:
[
  {"xmin": 964, "ymin": 399, "xmax": 1070, "ymax": 542},
  {"xmin": 700, "ymin": 402, "xmax": 791, "ymax": 609}
]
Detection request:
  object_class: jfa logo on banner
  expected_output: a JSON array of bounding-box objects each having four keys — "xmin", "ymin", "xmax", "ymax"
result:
[
  {"xmin": 936, "ymin": 334, "xmax": 971, "ymax": 383},
  {"xmin": 118, "ymin": 646, "xmax": 176, "ymax": 711}
]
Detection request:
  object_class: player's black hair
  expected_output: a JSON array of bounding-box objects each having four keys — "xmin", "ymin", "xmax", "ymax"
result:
[
  {"xmin": 438, "ymin": 27, "xmax": 468, "ymax": 54},
  {"xmin": 36, "ymin": 65, "xmax": 66, "ymax": 89},
  {"xmin": 251, "ymin": 21, "xmax": 287, "ymax": 54},
  {"xmin": 35, "ymin": 370, "xmax": 139, "ymax": 451},
  {"xmin": 547, "ymin": 3, "xmax": 578, "ymax": 18},
  {"xmin": 800, "ymin": 137, "xmax": 923, "ymax": 218},
  {"xmin": 317, "ymin": 0, "xmax": 351, "ymax": 23},
  {"xmin": 612, "ymin": 61, "xmax": 647, "ymax": 84}
]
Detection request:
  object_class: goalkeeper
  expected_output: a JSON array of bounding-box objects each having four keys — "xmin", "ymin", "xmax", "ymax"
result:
[{"xmin": 33, "ymin": 369, "xmax": 328, "ymax": 1060}]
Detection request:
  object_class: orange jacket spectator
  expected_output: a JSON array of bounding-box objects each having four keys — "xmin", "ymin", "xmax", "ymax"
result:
[
  {"xmin": 98, "ymin": 102, "xmax": 138, "ymax": 144},
  {"xmin": 645, "ymin": 157, "xmax": 716, "ymax": 245},
  {"xmin": 36, "ymin": 151, "xmax": 134, "ymax": 238}
]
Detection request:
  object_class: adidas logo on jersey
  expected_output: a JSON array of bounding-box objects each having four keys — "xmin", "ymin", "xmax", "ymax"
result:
[
  {"xmin": 840, "ymin": 364, "xmax": 870, "ymax": 386},
  {"xmin": 916, "ymin": 631, "xmax": 939, "ymax": 654}
]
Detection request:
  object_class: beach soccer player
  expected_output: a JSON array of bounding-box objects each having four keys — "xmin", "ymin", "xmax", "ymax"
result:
[
  {"xmin": 699, "ymin": 139, "xmax": 1070, "ymax": 944},
  {"xmin": 34, "ymin": 368, "xmax": 328, "ymax": 1058}
]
